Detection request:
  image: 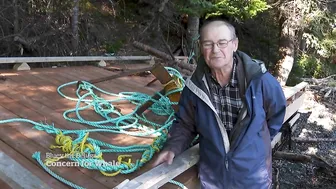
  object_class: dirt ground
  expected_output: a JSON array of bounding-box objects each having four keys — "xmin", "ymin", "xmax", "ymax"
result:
[{"xmin": 272, "ymin": 88, "xmax": 336, "ymax": 189}]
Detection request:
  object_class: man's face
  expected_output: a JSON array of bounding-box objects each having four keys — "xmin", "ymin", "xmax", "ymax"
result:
[{"xmin": 200, "ymin": 23, "xmax": 238, "ymax": 70}]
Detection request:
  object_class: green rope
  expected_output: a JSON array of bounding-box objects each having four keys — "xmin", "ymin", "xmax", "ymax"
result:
[
  {"xmin": 0, "ymin": 66, "xmax": 192, "ymax": 189},
  {"xmin": 187, "ymin": 34, "xmax": 200, "ymax": 64}
]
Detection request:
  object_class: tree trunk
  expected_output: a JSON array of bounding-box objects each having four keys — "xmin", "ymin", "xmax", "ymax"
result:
[
  {"xmin": 274, "ymin": 17, "xmax": 296, "ymax": 86},
  {"xmin": 298, "ymin": 30, "xmax": 306, "ymax": 54},
  {"xmin": 186, "ymin": 16, "xmax": 200, "ymax": 62},
  {"xmin": 13, "ymin": 0, "xmax": 19, "ymax": 34},
  {"xmin": 133, "ymin": 41, "xmax": 174, "ymax": 61},
  {"xmin": 72, "ymin": 0, "xmax": 79, "ymax": 55},
  {"xmin": 84, "ymin": 13, "xmax": 90, "ymax": 55},
  {"xmin": 132, "ymin": 41, "xmax": 196, "ymax": 73}
]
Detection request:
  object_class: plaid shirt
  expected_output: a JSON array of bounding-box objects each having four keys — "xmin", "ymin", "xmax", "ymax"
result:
[{"xmin": 206, "ymin": 58, "xmax": 242, "ymax": 133}]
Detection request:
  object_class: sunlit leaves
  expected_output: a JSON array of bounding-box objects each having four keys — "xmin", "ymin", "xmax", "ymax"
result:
[{"xmin": 174, "ymin": 0, "xmax": 269, "ymax": 20}]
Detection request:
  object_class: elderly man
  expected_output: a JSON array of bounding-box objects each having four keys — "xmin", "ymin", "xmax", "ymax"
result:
[{"xmin": 152, "ymin": 18, "xmax": 287, "ymax": 189}]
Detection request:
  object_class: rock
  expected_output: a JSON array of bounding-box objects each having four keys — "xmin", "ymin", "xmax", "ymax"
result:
[{"xmin": 13, "ymin": 63, "xmax": 31, "ymax": 71}]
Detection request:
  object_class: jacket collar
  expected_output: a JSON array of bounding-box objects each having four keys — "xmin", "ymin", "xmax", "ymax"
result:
[{"xmin": 190, "ymin": 50, "xmax": 266, "ymax": 94}]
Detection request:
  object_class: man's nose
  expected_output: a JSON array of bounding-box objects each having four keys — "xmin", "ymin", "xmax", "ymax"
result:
[{"xmin": 212, "ymin": 43, "xmax": 220, "ymax": 52}]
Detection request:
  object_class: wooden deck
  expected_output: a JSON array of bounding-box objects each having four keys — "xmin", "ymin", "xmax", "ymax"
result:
[{"xmin": 0, "ymin": 64, "xmax": 198, "ymax": 189}]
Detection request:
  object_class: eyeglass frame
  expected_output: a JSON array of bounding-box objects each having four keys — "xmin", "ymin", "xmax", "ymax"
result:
[{"xmin": 200, "ymin": 38, "xmax": 236, "ymax": 50}]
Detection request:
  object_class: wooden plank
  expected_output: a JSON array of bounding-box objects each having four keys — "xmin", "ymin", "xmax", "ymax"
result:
[
  {"xmin": 0, "ymin": 69, "xmax": 129, "ymax": 188},
  {"xmin": 87, "ymin": 66, "xmax": 160, "ymax": 94},
  {"xmin": 272, "ymin": 113, "xmax": 301, "ymax": 149},
  {"xmin": 2, "ymin": 67, "xmax": 173, "ymax": 186},
  {"xmin": 0, "ymin": 96, "xmax": 109, "ymax": 189},
  {"xmin": 105, "ymin": 63, "xmax": 156, "ymax": 71},
  {"xmin": 160, "ymin": 166, "xmax": 199, "ymax": 189},
  {"xmin": 56, "ymin": 67, "xmax": 189, "ymax": 188},
  {"xmin": 0, "ymin": 176, "xmax": 13, "ymax": 189},
  {"xmin": 0, "ymin": 138, "xmax": 66, "ymax": 189},
  {"xmin": 283, "ymin": 82, "xmax": 308, "ymax": 100},
  {"xmin": 30, "ymin": 67, "xmax": 161, "ymax": 142},
  {"xmin": 87, "ymin": 66, "xmax": 153, "ymax": 84},
  {"xmin": 0, "ymin": 69, "xmax": 149, "ymax": 187},
  {"xmin": 0, "ymin": 78, "xmax": 125, "ymax": 146},
  {"xmin": 4, "ymin": 72, "xmax": 66, "ymax": 110},
  {"xmin": 0, "ymin": 56, "xmax": 191, "ymax": 64},
  {"xmin": 44, "ymin": 68, "xmax": 157, "ymax": 185},
  {"xmin": 4, "ymin": 67, "xmax": 158, "ymax": 189},
  {"xmin": 283, "ymin": 93, "xmax": 305, "ymax": 123},
  {"xmin": 0, "ymin": 151, "xmax": 51, "ymax": 189},
  {"xmin": 54, "ymin": 66, "xmax": 161, "ymax": 122},
  {"xmin": 114, "ymin": 179, "xmax": 130, "ymax": 189},
  {"xmin": 60, "ymin": 65, "xmax": 158, "ymax": 95},
  {"xmin": 117, "ymin": 144, "xmax": 199, "ymax": 189},
  {"xmin": 0, "ymin": 56, "xmax": 153, "ymax": 64}
]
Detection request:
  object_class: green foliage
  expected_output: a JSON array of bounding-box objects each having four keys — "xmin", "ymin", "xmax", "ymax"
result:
[
  {"xmin": 304, "ymin": 29, "xmax": 336, "ymax": 58},
  {"xmin": 329, "ymin": 81, "xmax": 336, "ymax": 87},
  {"xmin": 286, "ymin": 0, "xmax": 336, "ymax": 85},
  {"xmin": 286, "ymin": 57, "xmax": 306, "ymax": 86},
  {"xmin": 28, "ymin": 0, "xmax": 73, "ymax": 14},
  {"xmin": 319, "ymin": 29, "xmax": 336, "ymax": 58},
  {"xmin": 104, "ymin": 39, "xmax": 125, "ymax": 53},
  {"xmin": 302, "ymin": 1, "xmax": 336, "ymax": 58},
  {"xmin": 174, "ymin": 0, "xmax": 214, "ymax": 17},
  {"xmin": 174, "ymin": 0, "xmax": 269, "ymax": 19},
  {"xmin": 80, "ymin": 0, "xmax": 97, "ymax": 12},
  {"xmin": 288, "ymin": 53, "xmax": 336, "ymax": 86},
  {"xmin": 298, "ymin": 54, "xmax": 321, "ymax": 77},
  {"xmin": 208, "ymin": 0, "xmax": 269, "ymax": 20}
]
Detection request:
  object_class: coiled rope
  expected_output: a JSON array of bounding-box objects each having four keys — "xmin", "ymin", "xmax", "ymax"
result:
[{"xmin": 0, "ymin": 66, "xmax": 190, "ymax": 189}]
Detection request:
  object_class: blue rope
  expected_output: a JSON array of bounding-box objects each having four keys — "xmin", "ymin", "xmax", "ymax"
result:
[{"xmin": 0, "ymin": 66, "xmax": 190, "ymax": 189}]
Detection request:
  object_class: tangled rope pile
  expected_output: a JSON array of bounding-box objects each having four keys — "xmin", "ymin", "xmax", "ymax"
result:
[{"xmin": 0, "ymin": 67, "xmax": 189, "ymax": 189}]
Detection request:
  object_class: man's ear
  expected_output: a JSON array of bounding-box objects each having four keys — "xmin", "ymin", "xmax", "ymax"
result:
[
  {"xmin": 198, "ymin": 40, "xmax": 205, "ymax": 55},
  {"xmin": 233, "ymin": 38, "xmax": 239, "ymax": 52}
]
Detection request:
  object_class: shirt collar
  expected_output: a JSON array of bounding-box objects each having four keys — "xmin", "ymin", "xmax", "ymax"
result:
[{"xmin": 229, "ymin": 57, "xmax": 238, "ymax": 87}]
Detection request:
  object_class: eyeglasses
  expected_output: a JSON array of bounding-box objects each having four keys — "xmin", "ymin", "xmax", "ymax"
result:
[{"xmin": 201, "ymin": 38, "xmax": 235, "ymax": 49}]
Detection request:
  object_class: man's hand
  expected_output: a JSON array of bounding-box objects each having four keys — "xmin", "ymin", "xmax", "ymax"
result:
[{"xmin": 151, "ymin": 150, "xmax": 175, "ymax": 168}]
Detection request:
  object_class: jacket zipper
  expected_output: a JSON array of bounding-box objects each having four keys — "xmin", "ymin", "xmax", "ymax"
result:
[
  {"xmin": 185, "ymin": 78, "xmax": 232, "ymax": 170},
  {"xmin": 228, "ymin": 70, "xmax": 263, "ymax": 151}
]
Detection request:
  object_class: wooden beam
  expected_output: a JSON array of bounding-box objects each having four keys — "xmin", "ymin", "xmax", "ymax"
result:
[
  {"xmin": 115, "ymin": 144, "xmax": 199, "ymax": 189},
  {"xmin": 150, "ymin": 63, "xmax": 181, "ymax": 112},
  {"xmin": 135, "ymin": 89, "xmax": 165, "ymax": 115},
  {"xmin": 0, "ymin": 56, "xmax": 188, "ymax": 64},
  {"xmin": 283, "ymin": 92, "xmax": 305, "ymax": 123},
  {"xmin": 86, "ymin": 66, "xmax": 153, "ymax": 84},
  {"xmin": 271, "ymin": 113, "xmax": 300, "ymax": 149},
  {"xmin": 0, "ymin": 56, "xmax": 153, "ymax": 64},
  {"xmin": 0, "ymin": 151, "xmax": 52, "ymax": 189},
  {"xmin": 284, "ymin": 82, "xmax": 308, "ymax": 100},
  {"xmin": 132, "ymin": 41, "xmax": 196, "ymax": 72}
]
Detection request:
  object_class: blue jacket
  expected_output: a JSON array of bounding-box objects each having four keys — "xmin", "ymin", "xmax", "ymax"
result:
[{"xmin": 164, "ymin": 51, "xmax": 287, "ymax": 189}]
